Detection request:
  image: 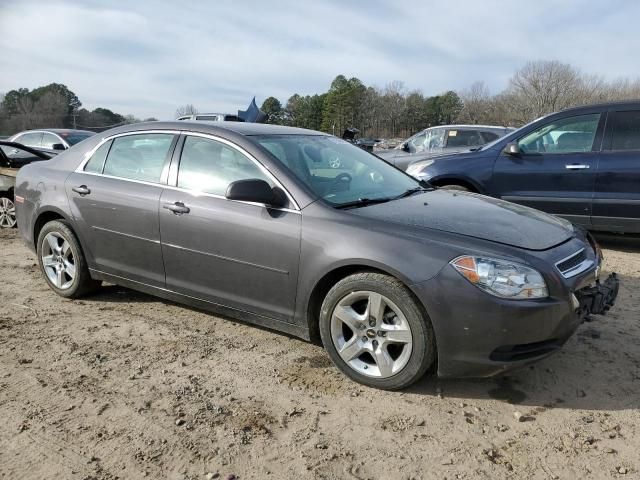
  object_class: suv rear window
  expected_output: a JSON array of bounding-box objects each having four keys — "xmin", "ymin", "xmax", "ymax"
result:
[{"xmin": 610, "ymin": 110, "xmax": 640, "ymax": 151}]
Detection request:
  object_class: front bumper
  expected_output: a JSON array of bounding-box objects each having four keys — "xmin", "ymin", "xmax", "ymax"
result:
[{"xmin": 412, "ymin": 264, "xmax": 620, "ymax": 378}]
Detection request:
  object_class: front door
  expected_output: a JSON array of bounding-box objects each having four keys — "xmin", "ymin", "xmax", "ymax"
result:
[
  {"xmin": 159, "ymin": 134, "xmax": 301, "ymax": 322},
  {"xmin": 491, "ymin": 112, "xmax": 605, "ymax": 227},
  {"xmin": 66, "ymin": 132, "xmax": 177, "ymax": 286}
]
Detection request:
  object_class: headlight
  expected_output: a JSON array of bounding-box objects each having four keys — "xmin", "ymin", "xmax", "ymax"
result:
[
  {"xmin": 407, "ymin": 160, "xmax": 434, "ymax": 177},
  {"xmin": 451, "ymin": 255, "xmax": 548, "ymax": 299}
]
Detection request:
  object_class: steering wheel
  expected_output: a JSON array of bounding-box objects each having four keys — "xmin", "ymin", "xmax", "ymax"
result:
[{"xmin": 325, "ymin": 172, "xmax": 352, "ymax": 194}]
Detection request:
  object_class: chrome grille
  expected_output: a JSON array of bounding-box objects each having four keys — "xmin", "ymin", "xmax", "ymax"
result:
[{"xmin": 555, "ymin": 248, "xmax": 593, "ymax": 278}]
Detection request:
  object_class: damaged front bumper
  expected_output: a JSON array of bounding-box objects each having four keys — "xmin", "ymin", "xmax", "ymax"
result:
[{"xmin": 574, "ymin": 273, "xmax": 620, "ymax": 318}]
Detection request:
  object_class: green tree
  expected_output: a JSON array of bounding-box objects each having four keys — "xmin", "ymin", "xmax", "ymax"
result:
[{"xmin": 260, "ymin": 96, "xmax": 284, "ymax": 124}]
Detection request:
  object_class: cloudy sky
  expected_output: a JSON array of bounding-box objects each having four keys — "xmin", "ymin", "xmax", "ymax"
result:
[{"xmin": 1, "ymin": 0, "xmax": 639, "ymax": 119}]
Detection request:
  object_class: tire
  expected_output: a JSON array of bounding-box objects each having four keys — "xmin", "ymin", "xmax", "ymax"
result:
[
  {"xmin": 36, "ymin": 220, "xmax": 101, "ymax": 298},
  {"xmin": 440, "ymin": 184, "xmax": 470, "ymax": 192},
  {"xmin": 0, "ymin": 195, "xmax": 16, "ymax": 228},
  {"xmin": 319, "ymin": 272, "xmax": 436, "ymax": 390}
]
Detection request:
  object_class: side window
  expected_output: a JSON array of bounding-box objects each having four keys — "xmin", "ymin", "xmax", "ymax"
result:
[
  {"xmin": 427, "ymin": 128, "xmax": 445, "ymax": 150},
  {"xmin": 446, "ymin": 130, "xmax": 482, "ymax": 148},
  {"xmin": 15, "ymin": 132, "xmax": 43, "ymax": 147},
  {"xmin": 408, "ymin": 132, "xmax": 427, "ymax": 152},
  {"xmin": 481, "ymin": 131, "xmax": 500, "ymax": 143},
  {"xmin": 102, "ymin": 133, "xmax": 175, "ymax": 183},
  {"xmin": 177, "ymin": 136, "xmax": 273, "ymax": 196},
  {"xmin": 518, "ymin": 114, "xmax": 600, "ymax": 154},
  {"xmin": 41, "ymin": 133, "xmax": 62, "ymax": 149},
  {"xmin": 83, "ymin": 140, "xmax": 113, "ymax": 173},
  {"xmin": 610, "ymin": 110, "xmax": 640, "ymax": 151}
]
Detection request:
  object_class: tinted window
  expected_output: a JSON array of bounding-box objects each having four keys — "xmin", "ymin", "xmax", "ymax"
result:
[
  {"xmin": 446, "ymin": 130, "xmax": 482, "ymax": 148},
  {"xmin": 518, "ymin": 114, "xmax": 600, "ymax": 154},
  {"xmin": 15, "ymin": 132, "xmax": 43, "ymax": 147},
  {"xmin": 60, "ymin": 132, "xmax": 94, "ymax": 146},
  {"xmin": 84, "ymin": 140, "xmax": 113, "ymax": 173},
  {"xmin": 610, "ymin": 110, "xmax": 640, "ymax": 151},
  {"xmin": 41, "ymin": 133, "xmax": 62, "ymax": 149},
  {"xmin": 195, "ymin": 115, "xmax": 219, "ymax": 121},
  {"xmin": 256, "ymin": 135, "xmax": 418, "ymax": 206},
  {"xmin": 103, "ymin": 134, "xmax": 175, "ymax": 183},
  {"xmin": 177, "ymin": 136, "xmax": 272, "ymax": 195},
  {"xmin": 481, "ymin": 131, "xmax": 500, "ymax": 142}
]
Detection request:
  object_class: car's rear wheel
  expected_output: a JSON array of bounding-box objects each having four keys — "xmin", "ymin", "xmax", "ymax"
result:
[
  {"xmin": 0, "ymin": 195, "xmax": 16, "ymax": 228},
  {"xmin": 36, "ymin": 220, "xmax": 100, "ymax": 298},
  {"xmin": 319, "ymin": 272, "xmax": 436, "ymax": 390},
  {"xmin": 440, "ymin": 184, "xmax": 470, "ymax": 192}
]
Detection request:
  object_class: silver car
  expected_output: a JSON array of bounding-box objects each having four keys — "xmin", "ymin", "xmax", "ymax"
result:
[{"xmin": 377, "ymin": 125, "xmax": 514, "ymax": 170}]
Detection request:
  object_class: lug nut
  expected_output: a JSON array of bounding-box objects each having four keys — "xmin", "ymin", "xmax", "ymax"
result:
[
  {"xmin": 361, "ymin": 336, "xmax": 368, "ymax": 342},
  {"xmin": 369, "ymin": 320, "xmax": 376, "ymax": 327},
  {"xmin": 372, "ymin": 340, "xmax": 379, "ymax": 348},
  {"xmin": 378, "ymin": 330, "xmax": 386, "ymax": 337}
]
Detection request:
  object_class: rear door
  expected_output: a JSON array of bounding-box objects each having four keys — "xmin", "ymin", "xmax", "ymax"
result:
[
  {"xmin": 491, "ymin": 112, "xmax": 605, "ymax": 227},
  {"xmin": 159, "ymin": 133, "xmax": 301, "ymax": 322},
  {"xmin": 66, "ymin": 132, "xmax": 178, "ymax": 286},
  {"xmin": 592, "ymin": 109, "xmax": 640, "ymax": 232}
]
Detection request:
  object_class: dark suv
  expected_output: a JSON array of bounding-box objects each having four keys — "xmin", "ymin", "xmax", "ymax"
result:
[{"xmin": 407, "ymin": 101, "xmax": 640, "ymax": 233}]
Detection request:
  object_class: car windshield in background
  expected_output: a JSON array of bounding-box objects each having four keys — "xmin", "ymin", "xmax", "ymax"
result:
[
  {"xmin": 60, "ymin": 132, "xmax": 94, "ymax": 146},
  {"xmin": 255, "ymin": 135, "xmax": 420, "ymax": 207}
]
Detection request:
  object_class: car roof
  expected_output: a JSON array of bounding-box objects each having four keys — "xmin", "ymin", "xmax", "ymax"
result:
[
  {"xmin": 425, "ymin": 124, "xmax": 510, "ymax": 131},
  {"xmin": 551, "ymin": 100, "xmax": 640, "ymax": 116},
  {"xmin": 106, "ymin": 121, "xmax": 325, "ymax": 136},
  {"xmin": 14, "ymin": 128, "xmax": 95, "ymax": 135}
]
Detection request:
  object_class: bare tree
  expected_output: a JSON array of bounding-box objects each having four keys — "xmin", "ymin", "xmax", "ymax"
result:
[
  {"xmin": 458, "ymin": 81, "xmax": 492, "ymax": 124},
  {"xmin": 175, "ymin": 104, "xmax": 199, "ymax": 118}
]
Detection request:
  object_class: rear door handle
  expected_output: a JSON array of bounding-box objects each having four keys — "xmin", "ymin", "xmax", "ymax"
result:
[
  {"xmin": 163, "ymin": 202, "xmax": 190, "ymax": 214},
  {"xmin": 565, "ymin": 164, "xmax": 590, "ymax": 170},
  {"xmin": 72, "ymin": 185, "xmax": 91, "ymax": 195}
]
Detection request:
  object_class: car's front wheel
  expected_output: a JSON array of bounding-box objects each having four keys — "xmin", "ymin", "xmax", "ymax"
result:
[
  {"xmin": 319, "ymin": 272, "xmax": 436, "ymax": 390},
  {"xmin": 36, "ymin": 220, "xmax": 101, "ymax": 298}
]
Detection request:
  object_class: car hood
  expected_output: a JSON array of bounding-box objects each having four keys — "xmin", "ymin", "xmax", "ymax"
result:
[{"xmin": 349, "ymin": 190, "xmax": 574, "ymax": 251}]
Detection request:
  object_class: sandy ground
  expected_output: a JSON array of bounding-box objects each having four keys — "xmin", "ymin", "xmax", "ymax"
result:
[{"xmin": 1, "ymin": 227, "xmax": 639, "ymax": 480}]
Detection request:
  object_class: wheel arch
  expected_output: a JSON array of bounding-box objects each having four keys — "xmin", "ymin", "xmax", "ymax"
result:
[
  {"xmin": 305, "ymin": 261, "xmax": 427, "ymax": 343},
  {"xmin": 32, "ymin": 207, "xmax": 73, "ymax": 248},
  {"xmin": 429, "ymin": 175, "xmax": 481, "ymax": 193}
]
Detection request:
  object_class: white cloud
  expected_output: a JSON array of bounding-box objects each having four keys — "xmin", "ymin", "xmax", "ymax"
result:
[{"xmin": 1, "ymin": 0, "xmax": 639, "ymax": 119}]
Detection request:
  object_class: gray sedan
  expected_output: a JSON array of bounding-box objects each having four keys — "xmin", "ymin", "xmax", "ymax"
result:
[{"xmin": 15, "ymin": 122, "xmax": 618, "ymax": 389}]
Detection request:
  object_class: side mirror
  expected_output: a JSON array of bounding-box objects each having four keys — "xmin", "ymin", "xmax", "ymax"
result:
[
  {"xmin": 52, "ymin": 143, "xmax": 66, "ymax": 151},
  {"xmin": 225, "ymin": 179, "xmax": 287, "ymax": 208},
  {"xmin": 504, "ymin": 142, "xmax": 520, "ymax": 155},
  {"xmin": 402, "ymin": 143, "xmax": 410, "ymax": 153}
]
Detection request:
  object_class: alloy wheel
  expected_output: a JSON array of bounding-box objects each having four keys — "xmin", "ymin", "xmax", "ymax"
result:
[
  {"xmin": 41, "ymin": 232, "xmax": 76, "ymax": 290},
  {"xmin": 0, "ymin": 197, "xmax": 16, "ymax": 228},
  {"xmin": 330, "ymin": 290, "xmax": 413, "ymax": 378}
]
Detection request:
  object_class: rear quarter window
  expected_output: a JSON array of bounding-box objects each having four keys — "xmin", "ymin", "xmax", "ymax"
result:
[
  {"xmin": 83, "ymin": 140, "xmax": 113, "ymax": 173},
  {"xmin": 610, "ymin": 110, "xmax": 640, "ymax": 151}
]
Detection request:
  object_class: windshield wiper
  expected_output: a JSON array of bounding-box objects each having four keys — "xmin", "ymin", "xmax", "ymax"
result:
[
  {"xmin": 394, "ymin": 186, "xmax": 432, "ymax": 199},
  {"xmin": 334, "ymin": 197, "xmax": 392, "ymax": 209}
]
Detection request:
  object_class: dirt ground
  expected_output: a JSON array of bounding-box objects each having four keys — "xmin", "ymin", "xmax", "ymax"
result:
[{"xmin": 1, "ymin": 227, "xmax": 639, "ymax": 480}]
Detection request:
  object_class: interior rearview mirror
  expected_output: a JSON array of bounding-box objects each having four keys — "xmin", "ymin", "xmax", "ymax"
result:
[
  {"xmin": 225, "ymin": 179, "xmax": 287, "ymax": 208},
  {"xmin": 504, "ymin": 142, "xmax": 520, "ymax": 155}
]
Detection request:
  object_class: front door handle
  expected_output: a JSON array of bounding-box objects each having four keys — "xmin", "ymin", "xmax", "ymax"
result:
[
  {"xmin": 565, "ymin": 164, "xmax": 590, "ymax": 170},
  {"xmin": 163, "ymin": 202, "xmax": 190, "ymax": 215},
  {"xmin": 72, "ymin": 185, "xmax": 91, "ymax": 195}
]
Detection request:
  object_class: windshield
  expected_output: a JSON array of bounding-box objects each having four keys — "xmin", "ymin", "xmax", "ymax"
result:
[
  {"xmin": 254, "ymin": 135, "xmax": 421, "ymax": 207},
  {"xmin": 60, "ymin": 132, "xmax": 94, "ymax": 146}
]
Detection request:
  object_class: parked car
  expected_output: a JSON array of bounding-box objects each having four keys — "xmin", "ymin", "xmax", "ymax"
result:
[
  {"xmin": 177, "ymin": 113, "xmax": 242, "ymax": 122},
  {"xmin": 377, "ymin": 125, "xmax": 514, "ymax": 170},
  {"xmin": 8, "ymin": 129, "xmax": 94, "ymax": 152},
  {"xmin": 407, "ymin": 101, "xmax": 640, "ymax": 233},
  {"xmin": 16, "ymin": 121, "xmax": 618, "ymax": 389},
  {"xmin": 0, "ymin": 141, "xmax": 55, "ymax": 228}
]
